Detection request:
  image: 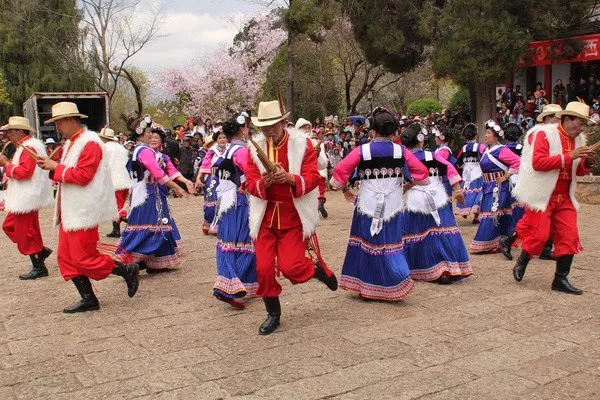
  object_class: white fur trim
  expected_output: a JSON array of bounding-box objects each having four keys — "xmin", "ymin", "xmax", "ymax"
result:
[
  {"xmin": 513, "ymin": 123, "xmax": 584, "ymax": 212},
  {"xmin": 54, "ymin": 129, "xmax": 118, "ymax": 231},
  {"xmin": 248, "ymin": 129, "xmax": 319, "ymax": 239},
  {"xmin": 4, "ymin": 138, "xmax": 53, "ymax": 213},
  {"xmin": 104, "ymin": 141, "xmax": 131, "ymax": 190}
]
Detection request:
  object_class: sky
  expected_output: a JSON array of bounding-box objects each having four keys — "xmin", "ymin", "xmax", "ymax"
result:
[{"xmin": 131, "ymin": 0, "xmax": 265, "ymax": 75}]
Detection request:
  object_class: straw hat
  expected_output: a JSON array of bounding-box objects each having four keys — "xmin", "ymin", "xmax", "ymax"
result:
[
  {"xmin": 99, "ymin": 128, "xmax": 119, "ymax": 141},
  {"xmin": 536, "ymin": 104, "xmax": 562, "ymax": 122},
  {"xmin": 555, "ymin": 102, "xmax": 594, "ymax": 123},
  {"xmin": 44, "ymin": 102, "xmax": 88, "ymax": 123},
  {"xmin": 251, "ymin": 100, "xmax": 290, "ymax": 127},
  {"xmin": 0, "ymin": 125, "xmax": 7, "ymax": 132},
  {"xmin": 295, "ymin": 118, "xmax": 311, "ymax": 130},
  {"xmin": 5, "ymin": 116, "xmax": 34, "ymax": 132}
]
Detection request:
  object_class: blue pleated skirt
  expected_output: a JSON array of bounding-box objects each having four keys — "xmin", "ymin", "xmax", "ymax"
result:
[
  {"xmin": 469, "ymin": 186, "xmax": 513, "ymax": 253},
  {"xmin": 340, "ymin": 210, "xmax": 415, "ymax": 301},
  {"xmin": 203, "ymin": 174, "xmax": 218, "ymax": 234},
  {"xmin": 456, "ymin": 177, "xmax": 483, "ymax": 216},
  {"xmin": 403, "ymin": 204, "xmax": 473, "ymax": 281},
  {"xmin": 117, "ymin": 188, "xmax": 180, "ymax": 269},
  {"xmin": 214, "ymin": 194, "xmax": 257, "ymax": 299}
]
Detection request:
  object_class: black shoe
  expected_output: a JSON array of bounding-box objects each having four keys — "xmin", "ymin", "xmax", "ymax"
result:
[
  {"xmin": 106, "ymin": 221, "xmax": 121, "ymax": 238},
  {"xmin": 147, "ymin": 267, "xmax": 170, "ymax": 274},
  {"xmin": 318, "ymin": 199, "xmax": 328, "ymax": 219},
  {"xmin": 499, "ymin": 232, "xmax": 518, "ymax": 260},
  {"xmin": 551, "ymin": 255, "xmax": 582, "ymax": 295},
  {"xmin": 40, "ymin": 247, "xmax": 53, "ymax": 262},
  {"xmin": 112, "ymin": 261, "xmax": 140, "ymax": 298},
  {"xmin": 436, "ymin": 274, "xmax": 453, "ymax": 285},
  {"xmin": 513, "ymin": 250, "xmax": 530, "ymax": 282},
  {"xmin": 258, "ymin": 297, "xmax": 281, "ymax": 335},
  {"xmin": 19, "ymin": 264, "xmax": 49, "ymax": 280},
  {"xmin": 138, "ymin": 261, "xmax": 148, "ymax": 271},
  {"xmin": 313, "ymin": 260, "xmax": 338, "ymax": 291},
  {"xmin": 63, "ymin": 276, "xmax": 100, "ymax": 313}
]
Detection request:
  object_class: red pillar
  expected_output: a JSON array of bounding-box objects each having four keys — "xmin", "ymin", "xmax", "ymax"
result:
[{"xmin": 544, "ymin": 65, "xmax": 552, "ymax": 100}]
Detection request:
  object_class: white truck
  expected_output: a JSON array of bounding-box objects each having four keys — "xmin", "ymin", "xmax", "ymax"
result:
[{"xmin": 23, "ymin": 92, "xmax": 109, "ymax": 140}]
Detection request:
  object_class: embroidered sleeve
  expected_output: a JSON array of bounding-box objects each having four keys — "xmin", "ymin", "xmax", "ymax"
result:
[
  {"xmin": 198, "ymin": 150, "xmax": 213, "ymax": 174},
  {"xmin": 435, "ymin": 153, "xmax": 461, "ymax": 185},
  {"xmin": 138, "ymin": 147, "xmax": 169, "ymax": 183},
  {"xmin": 498, "ymin": 147, "xmax": 520, "ymax": 175},
  {"xmin": 56, "ymin": 142, "xmax": 102, "ymax": 186},
  {"xmin": 165, "ymin": 156, "xmax": 182, "ymax": 180},
  {"xmin": 331, "ymin": 147, "xmax": 361, "ymax": 189},
  {"xmin": 405, "ymin": 149, "xmax": 430, "ymax": 184}
]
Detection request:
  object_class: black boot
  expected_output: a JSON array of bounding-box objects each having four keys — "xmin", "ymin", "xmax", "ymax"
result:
[
  {"xmin": 20, "ymin": 251, "xmax": 50, "ymax": 280},
  {"xmin": 63, "ymin": 276, "xmax": 100, "ymax": 313},
  {"xmin": 540, "ymin": 238, "xmax": 556, "ymax": 260},
  {"xmin": 513, "ymin": 250, "xmax": 531, "ymax": 282},
  {"xmin": 258, "ymin": 297, "xmax": 281, "ymax": 335},
  {"xmin": 499, "ymin": 232, "xmax": 518, "ymax": 260},
  {"xmin": 112, "ymin": 261, "xmax": 140, "ymax": 298},
  {"xmin": 551, "ymin": 255, "xmax": 582, "ymax": 295},
  {"xmin": 106, "ymin": 221, "xmax": 121, "ymax": 238},
  {"xmin": 318, "ymin": 198, "xmax": 328, "ymax": 218},
  {"xmin": 313, "ymin": 260, "xmax": 338, "ymax": 291}
]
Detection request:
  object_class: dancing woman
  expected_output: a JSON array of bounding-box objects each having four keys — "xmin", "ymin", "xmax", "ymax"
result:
[
  {"xmin": 468, "ymin": 121, "xmax": 520, "ymax": 254},
  {"xmin": 455, "ymin": 124, "xmax": 486, "ymax": 223},
  {"xmin": 502, "ymin": 123, "xmax": 525, "ymax": 232},
  {"xmin": 432, "ymin": 125, "xmax": 457, "ymax": 197},
  {"xmin": 212, "ymin": 111, "xmax": 257, "ymax": 309},
  {"xmin": 401, "ymin": 124, "xmax": 473, "ymax": 283},
  {"xmin": 116, "ymin": 118, "xmax": 193, "ymax": 273},
  {"xmin": 196, "ymin": 131, "xmax": 228, "ymax": 235},
  {"xmin": 331, "ymin": 108, "xmax": 429, "ymax": 301}
]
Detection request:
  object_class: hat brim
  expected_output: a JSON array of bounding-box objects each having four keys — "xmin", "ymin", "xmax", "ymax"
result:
[
  {"xmin": 5, "ymin": 124, "xmax": 34, "ymax": 132},
  {"xmin": 554, "ymin": 110, "xmax": 593, "ymax": 123},
  {"xmin": 44, "ymin": 113, "xmax": 88, "ymax": 124},
  {"xmin": 98, "ymin": 134, "xmax": 119, "ymax": 141},
  {"xmin": 203, "ymin": 140, "xmax": 216, "ymax": 150},
  {"xmin": 536, "ymin": 111, "xmax": 559, "ymax": 122},
  {"xmin": 251, "ymin": 112, "xmax": 290, "ymax": 127}
]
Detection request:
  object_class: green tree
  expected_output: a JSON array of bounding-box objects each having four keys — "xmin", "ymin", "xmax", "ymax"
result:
[
  {"xmin": 0, "ymin": 0, "xmax": 93, "ymax": 121},
  {"xmin": 406, "ymin": 98, "xmax": 443, "ymax": 116}
]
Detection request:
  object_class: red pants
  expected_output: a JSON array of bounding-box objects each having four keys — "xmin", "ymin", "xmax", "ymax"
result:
[
  {"xmin": 3, "ymin": 211, "xmax": 44, "ymax": 255},
  {"xmin": 255, "ymin": 225, "xmax": 315, "ymax": 298},
  {"xmin": 115, "ymin": 189, "xmax": 129, "ymax": 220},
  {"xmin": 318, "ymin": 177, "xmax": 327, "ymax": 200},
  {"xmin": 516, "ymin": 194, "xmax": 582, "ymax": 258},
  {"xmin": 58, "ymin": 225, "xmax": 114, "ymax": 281}
]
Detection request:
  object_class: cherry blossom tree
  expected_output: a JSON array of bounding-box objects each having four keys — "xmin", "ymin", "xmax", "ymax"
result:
[{"xmin": 155, "ymin": 13, "xmax": 286, "ymax": 118}]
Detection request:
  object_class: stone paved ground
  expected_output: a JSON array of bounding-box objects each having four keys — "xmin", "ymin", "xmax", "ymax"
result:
[{"xmin": 1, "ymin": 192, "xmax": 599, "ymax": 400}]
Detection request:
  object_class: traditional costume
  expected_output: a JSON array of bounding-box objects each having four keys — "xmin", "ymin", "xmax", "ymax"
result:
[
  {"xmin": 2, "ymin": 117, "xmax": 53, "ymax": 279},
  {"xmin": 246, "ymin": 100, "xmax": 337, "ymax": 335},
  {"xmin": 469, "ymin": 122, "xmax": 520, "ymax": 253},
  {"xmin": 212, "ymin": 113, "xmax": 257, "ymax": 308},
  {"xmin": 99, "ymin": 128, "xmax": 131, "ymax": 238},
  {"xmin": 116, "ymin": 141, "xmax": 182, "ymax": 271},
  {"xmin": 455, "ymin": 124, "xmax": 485, "ymax": 218},
  {"xmin": 198, "ymin": 140, "xmax": 227, "ymax": 235},
  {"xmin": 512, "ymin": 102, "xmax": 595, "ymax": 295},
  {"xmin": 503, "ymin": 124, "xmax": 525, "ymax": 232},
  {"xmin": 433, "ymin": 139, "xmax": 456, "ymax": 197},
  {"xmin": 401, "ymin": 126, "xmax": 472, "ymax": 282},
  {"xmin": 331, "ymin": 109, "xmax": 429, "ymax": 300},
  {"xmin": 43, "ymin": 102, "xmax": 138, "ymax": 313}
]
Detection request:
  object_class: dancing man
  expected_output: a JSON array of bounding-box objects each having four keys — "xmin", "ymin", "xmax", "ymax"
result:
[
  {"xmin": 245, "ymin": 100, "xmax": 338, "ymax": 336},
  {"xmin": 37, "ymin": 102, "xmax": 139, "ymax": 313},
  {"xmin": 0, "ymin": 117, "xmax": 53, "ymax": 279},
  {"xmin": 511, "ymin": 102, "xmax": 596, "ymax": 295}
]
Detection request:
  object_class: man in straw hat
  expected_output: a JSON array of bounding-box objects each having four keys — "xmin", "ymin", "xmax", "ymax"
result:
[
  {"xmin": 98, "ymin": 127, "xmax": 131, "ymax": 238},
  {"xmin": 295, "ymin": 117, "xmax": 329, "ymax": 218},
  {"xmin": 245, "ymin": 99, "xmax": 338, "ymax": 335},
  {"xmin": 37, "ymin": 102, "xmax": 139, "ymax": 313},
  {"xmin": 511, "ymin": 101, "xmax": 596, "ymax": 295},
  {"xmin": 500, "ymin": 103, "xmax": 562, "ymax": 261},
  {"xmin": 0, "ymin": 116, "xmax": 53, "ymax": 280}
]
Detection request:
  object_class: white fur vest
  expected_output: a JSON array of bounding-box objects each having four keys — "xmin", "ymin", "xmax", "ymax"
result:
[
  {"xmin": 104, "ymin": 141, "xmax": 132, "ymax": 190},
  {"xmin": 513, "ymin": 123, "xmax": 585, "ymax": 212},
  {"xmin": 4, "ymin": 137, "xmax": 53, "ymax": 214},
  {"xmin": 54, "ymin": 129, "xmax": 118, "ymax": 231},
  {"xmin": 248, "ymin": 128, "xmax": 320, "ymax": 239}
]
